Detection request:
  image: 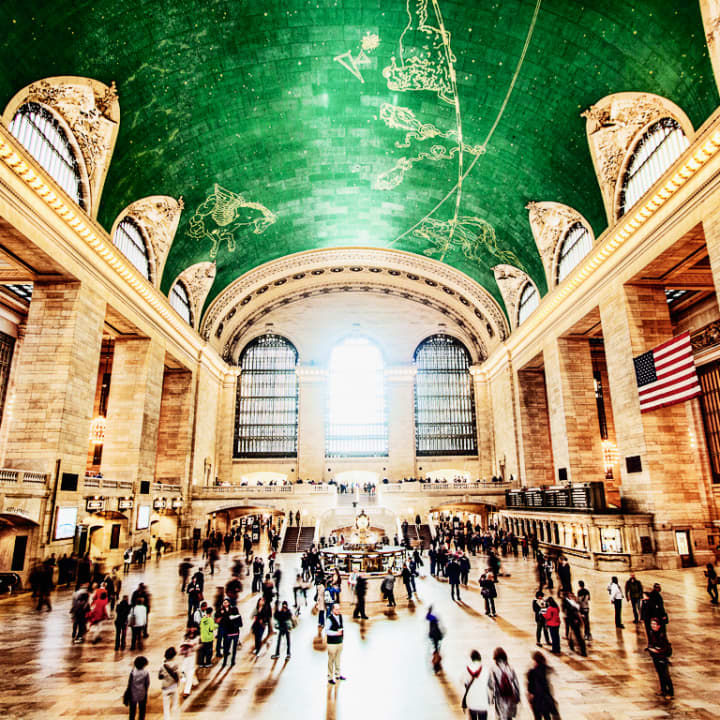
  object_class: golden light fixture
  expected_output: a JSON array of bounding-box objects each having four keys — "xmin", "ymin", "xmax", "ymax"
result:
[{"xmin": 89, "ymin": 415, "xmax": 106, "ymax": 444}]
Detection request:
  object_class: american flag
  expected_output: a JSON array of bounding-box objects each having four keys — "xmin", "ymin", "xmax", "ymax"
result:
[{"xmin": 633, "ymin": 331, "xmax": 701, "ymax": 413}]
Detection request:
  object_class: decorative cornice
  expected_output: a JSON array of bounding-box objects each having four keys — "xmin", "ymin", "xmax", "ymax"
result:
[
  {"xmin": 200, "ymin": 248, "xmax": 509, "ymax": 343},
  {"xmin": 691, "ymin": 319, "xmax": 720, "ymax": 353}
]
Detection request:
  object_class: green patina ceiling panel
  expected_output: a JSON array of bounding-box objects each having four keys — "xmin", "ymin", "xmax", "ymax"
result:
[{"xmin": 0, "ymin": 1, "xmax": 717, "ymax": 314}]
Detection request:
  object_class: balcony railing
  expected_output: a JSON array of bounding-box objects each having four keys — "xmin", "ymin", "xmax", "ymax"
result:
[{"xmin": 0, "ymin": 468, "xmax": 49, "ymax": 485}]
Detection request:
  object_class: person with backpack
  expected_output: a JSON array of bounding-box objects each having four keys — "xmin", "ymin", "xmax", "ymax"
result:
[
  {"xmin": 158, "ymin": 647, "xmax": 180, "ymax": 720},
  {"xmin": 198, "ymin": 607, "xmax": 216, "ymax": 666},
  {"xmin": 461, "ymin": 649, "xmax": 490, "ymax": 719},
  {"xmin": 645, "ymin": 617, "xmax": 673, "ymax": 699},
  {"xmin": 488, "ymin": 647, "xmax": 521, "ymax": 720}
]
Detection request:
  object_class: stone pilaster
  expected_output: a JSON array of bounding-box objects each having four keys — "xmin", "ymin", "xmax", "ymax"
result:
[
  {"xmin": 385, "ymin": 365, "xmax": 416, "ymax": 479},
  {"xmin": 297, "ymin": 366, "xmax": 327, "ymax": 481},
  {"xmin": 215, "ymin": 370, "xmax": 238, "ymax": 484},
  {"xmin": 3, "ymin": 281, "xmax": 105, "ymax": 476},
  {"xmin": 488, "ymin": 357, "xmax": 520, "ymax": 480},
  {"xmin": 470, "ymin": 366, "xmax": 494, "ymax": 480},
  {"xmin": 102, "ymin": 337, "xmax": 165, "ymax": 486},
  {"xmin": 516, "ymin": 367, "xmax": 554, "ymax": 487},
  {"xmin": 155, "ymin": 369, "xmax": 195, "ymax": 485},
  {"xmin": 600, "ymin": 284, "xmax": 713, "ymax": 568},
  {"xmin": 543, "ymin": 337, "xmax": 604, "ymax": 483}
]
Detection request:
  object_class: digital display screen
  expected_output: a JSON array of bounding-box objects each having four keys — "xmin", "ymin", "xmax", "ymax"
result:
[
  {"xmin": 54, "ymin": 506, "xmax": 77, "ymax": 540},
  {"xmin": 136, "ymin": 504, "xmax": 150, "ymax": 530}
]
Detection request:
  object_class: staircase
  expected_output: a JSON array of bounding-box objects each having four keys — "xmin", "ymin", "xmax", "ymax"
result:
[
  {"xmin": 417, "ymin": 524, "xmax": 433, "ymax": 550},
  {"xmin": 280, "ymin": 526, "xmax": 315, "ymax": 553},
  {"xmin": 281, "ymin": 526, "xmax": 299, "ymax": 552}
]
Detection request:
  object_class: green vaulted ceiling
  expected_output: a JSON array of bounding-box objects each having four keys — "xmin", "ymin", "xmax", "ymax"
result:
[{"xmin": 1, "ymin": 1, "xmax": 718, "ymax": 313}]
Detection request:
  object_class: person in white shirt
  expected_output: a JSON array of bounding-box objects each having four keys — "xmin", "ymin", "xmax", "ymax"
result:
[
  {"xmin": 607, "ymin": 576, "xmax": 625, "ymax": 628},
  {"xmin": 461, "ymin": 649, "xmax": 491, "ymax": 720}
]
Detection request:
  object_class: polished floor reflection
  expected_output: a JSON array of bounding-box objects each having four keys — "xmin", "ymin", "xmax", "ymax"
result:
[{"xmin": 1, "ymin": 546, "xmax": 719, "ymax": 720}]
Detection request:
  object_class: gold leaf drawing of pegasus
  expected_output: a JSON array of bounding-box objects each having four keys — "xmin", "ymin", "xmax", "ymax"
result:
[
  {"xmin": 383, "ymin": 0, "xmax": 456, "ymax": 105},
  {"xmin": 414, "ymin": 216, "xmax": 522, "ymax": 267},
  {"xmin": 187, "ymin": 184, "xmax": 278, "ymax": 259}
]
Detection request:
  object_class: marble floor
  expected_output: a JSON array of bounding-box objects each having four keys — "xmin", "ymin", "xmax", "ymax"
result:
[{"xmin": 1, "ymin": 546, "xmax": 719, "ymax": 720}]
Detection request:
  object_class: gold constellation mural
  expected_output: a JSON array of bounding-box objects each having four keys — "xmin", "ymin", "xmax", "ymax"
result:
[{"xmin": 187, "ymin": 184, "xmax": 278, "ymax": 259}]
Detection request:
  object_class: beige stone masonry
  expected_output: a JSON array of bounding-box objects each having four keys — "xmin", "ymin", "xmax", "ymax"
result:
[
  {"xmin": 599, "ymin": 284, "xmax": 713, "ymax": 567},
  {"xmin": 155, "ymin": 369, "xmax": 194, "ymax": 485},
  {"xmin": 386, "ymin": 365, "xmax": 416, "ymax": 480},
  {"xmin": 101, "ymin": 337, "xmax": 165, "ymax": 486},
  {"xmin": 487, "ymin": 360, "xmax": 519, "ymax": 480},
  {"xmin": 471, "ymin": 368, "xmax": 494, "ymax": 479},
  {"xmin": 3, "ymin": 281, "xmax": 105, "ymax": 476},
  {"xmin": 543, "ymin": 337, "xmax": 604, "ymax": 483},
  {"xmin": 214, "ymin": 370, "xmax": 237, "ymax": 484},
  {"xmin": 297, "ymin": 366, "xmax": 327, "ymax": 481},
  {"xmin": 516, "ymin": 367, "xmax": 554, "ymax": 487}
]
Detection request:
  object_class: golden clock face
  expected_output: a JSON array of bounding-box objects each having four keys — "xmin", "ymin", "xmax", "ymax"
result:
[{"xmin": 357, "ymin": 513, "xmax": 369, "ymax": 529}]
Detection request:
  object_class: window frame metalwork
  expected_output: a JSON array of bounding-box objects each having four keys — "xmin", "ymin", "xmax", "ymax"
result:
[
  {"xmin": 234, "ymin": 334, "xmax": 298, "ymax": 458},
  {"xmin": 326, "ymin": 336, "xmax": 388, "ymax": 458},
  {"xmin": 113, "ymin": 217, "xmax": 152, "ymax": 281},
  {"xmin": 618, "ymin": 117, "xmax": 689, "ymax": 217},
  {"xmin": 169, "ymin": 280, "xmax": 192, "ymax": 325},
  {"xmin": 517, "ymin": 282, "xmax": 539, "ymax": 325},
  {"xmin": 556, "ymin": 222, "xmax": 592, "ymax": 284},
  {"xmin": 414, "ymin": 334, "xmax": 477, "ymax": 457},
  {"xmin": 9, "ymin": 102, "xmax": 85, "ymax": 209},
  {"xmin": 0, "ymin": 331, "xmax": 15, "ymax": 427},
  {"xmin": 697, "ymin": 360, "xmax": 720, "ymax": 483}
]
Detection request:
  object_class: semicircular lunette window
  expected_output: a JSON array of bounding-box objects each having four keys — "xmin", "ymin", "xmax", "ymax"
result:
[
  {"xmin": 169, "ymin": 280, "xmax": 192, "ymax": 325},
  {"xmin": 556, "ymin": 222, "xmax": 592, "ymax": 284},
  {"xmin": 414, "ymin": 335, "xmax": 477, "ymax": 456},
  {"xmin": 234, "ymin": 334, "xmax": 298, "ymax": 458},
  {"xmin": 327, "ymin": 337, "xmax": 387, "ymax": 457},
  {"xmin": 517, "ymin": 282, "xmax": 539, "ymax": 326},
  {"xmin": 113, "ymin": 217, "xmax": 151, "ymax": 281},
  {"xmin": 9, "ymin": 102, "xmax": 85, "ymax": 209},
  {"xmin": 619, "ymin": 117, "xmax": 689, "ymax": 217}
]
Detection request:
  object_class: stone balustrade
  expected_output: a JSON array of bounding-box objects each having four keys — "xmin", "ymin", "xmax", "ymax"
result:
[{"xmin": 0, "ymin": 468, "xmax": 49, "ymax": 485}]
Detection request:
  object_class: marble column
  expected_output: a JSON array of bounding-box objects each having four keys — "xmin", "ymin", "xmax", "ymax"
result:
[
  {"xmin": 3, "ymin": 281, "xmax": 105, "ymax": 476},
  {"xmin": 470, "ymin": 366, "xmax": 495, "ymax": 480},
  {"xmin": 515, "ymin": 366, "xmax": 554, "ymax": 487},
  {"xmin": 155, "ymin": 368, "xmax": 195, "ymax": 485}
]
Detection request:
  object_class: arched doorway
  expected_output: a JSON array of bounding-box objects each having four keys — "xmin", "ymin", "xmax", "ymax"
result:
[
  {"xmin": 0, "ymin": 513, "xmax": 40, "ymax": 583},
  {"xmin": 86, "ymin": 511, "xmax": 129, "ymax": 565}
]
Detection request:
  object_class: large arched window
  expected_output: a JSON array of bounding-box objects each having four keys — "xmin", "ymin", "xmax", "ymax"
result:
[
  {"xmin": 556, "ymin": 222, "xmax": 592, "ymax": 284},
  {"xmin": 113, "ymin": 218, "xmax": 151, "ymax": 281},
  {"xmin": 169, "ymin": 281, "xmax": 192, "ymax": 325},
  {"xmin": 618, "ymin": 117, "xmax": 689, "ymax": 217},
  {"xmin": 9, "ymin": 102, "xmax": 85, "ymax": 209},
  {"xmin": 414, "ymin": 335, "xmax": 477, "ymax": 456},
  {"xmin": 517, "ymin": 282, "xmax": 538, "ymax": 325},
  {"xmin": 327, "ymin": 337, "xmax": 387, "ymax": 457},
  {"xmin": 234, "ymin": 334, "xmax": 298, "ymax": 458}
]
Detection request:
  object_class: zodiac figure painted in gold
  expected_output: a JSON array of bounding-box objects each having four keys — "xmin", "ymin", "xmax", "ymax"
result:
[{"xmin": 187, "ymin": 184, "xmax": 277, "ymax": 259}]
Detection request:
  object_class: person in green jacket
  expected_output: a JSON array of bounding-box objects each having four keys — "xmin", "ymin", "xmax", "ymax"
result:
[{"xmin": 199, "ymin": 607, "xmax": 217, "ymax": 667}]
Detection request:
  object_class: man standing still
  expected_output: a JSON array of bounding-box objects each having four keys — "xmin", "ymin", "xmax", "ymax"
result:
[
  {"xmin": 625, "ymin": 573, "xmax": 644, "ymax": 624},
  {"xmin": 325, "ymin": 604, "xmax": 346, "ymax": 684}
]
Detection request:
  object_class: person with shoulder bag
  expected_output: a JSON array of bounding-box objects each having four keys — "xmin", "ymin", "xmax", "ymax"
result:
[
  {"xmin": 461, "ymin": 649, "xmax": 491, "ymax": 719},
  {"xmin": 124, "ymin": 655, "xmax": 149, "ymax": 720},
  {"xmin": 488, "ymin": 647, "xmax": 521, "ymax": 720},
  {"xmin": 159, "ymin": 647, "xmax": 180, "ymax": 720}
]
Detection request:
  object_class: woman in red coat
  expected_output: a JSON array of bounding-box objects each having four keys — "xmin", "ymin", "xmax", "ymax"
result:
[{"xmin": 543, "ymin": 597, "xmax": 561, "ymax": 654}]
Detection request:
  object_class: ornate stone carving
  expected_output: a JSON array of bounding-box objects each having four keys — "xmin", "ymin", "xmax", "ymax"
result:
[
  {"xmin": 581, "ymin": 93, "xmax": 692, "ymax": 222},
  {"xmin": 525, "ymin": 201, "xmax": 592, "ymax": 287},
  {"xmin": 22, "ymin": 78, "xmax": 120, "ymax": 214},
  {"xmin": 493, "ymin": 264, "xmax": 534, "ymax": 330},
  {"xmin": 200, "ymin": 248, "xmax": 509, "ymax": 342},
  {"xmin": 221, "ymin": 282, "xmax": 488, "ymax": 363},
  {"xmin": 121, "ymin": 196, "xmax": 183, "ymax": 287},
  {"xmin": 691, "ymin": 319, "xmax": 720, "ymax": 353},
  {"xmin": 174, "ymin": 261, "xmax": 216, "ymax": 330}
]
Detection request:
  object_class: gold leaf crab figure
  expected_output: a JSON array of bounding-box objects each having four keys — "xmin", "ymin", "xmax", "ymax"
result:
[{"xmin": 187, "ymin": 184, "xmax": 278, "ymax": 259}]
